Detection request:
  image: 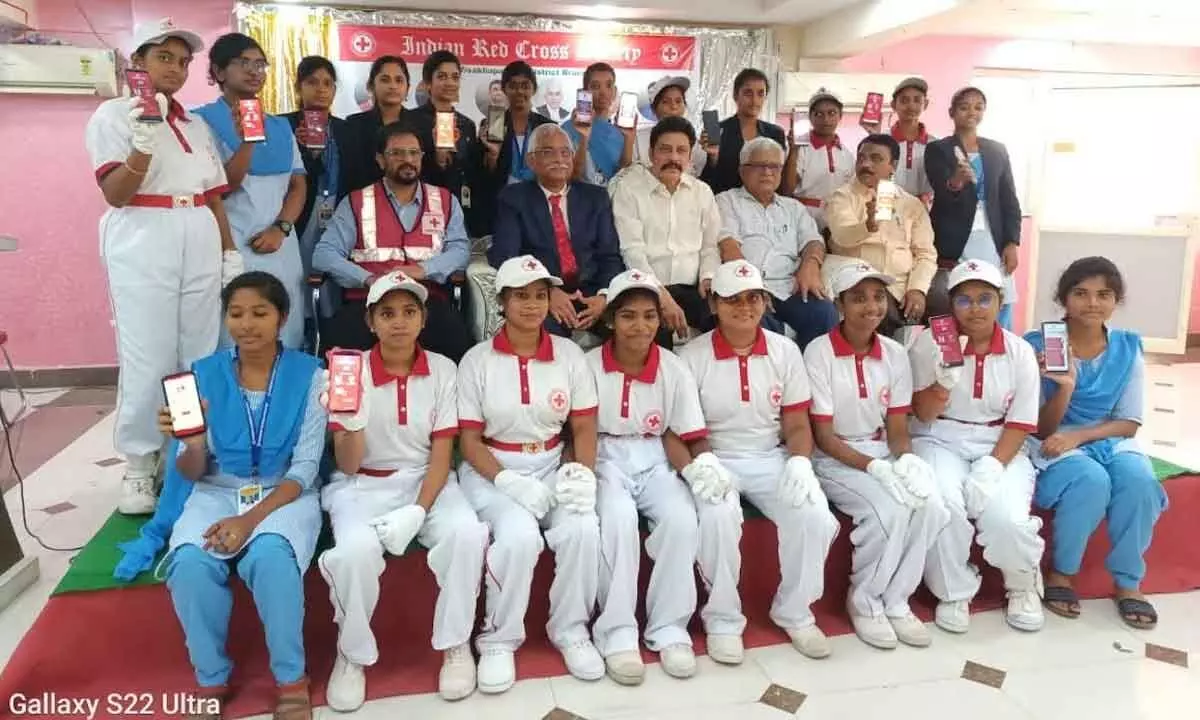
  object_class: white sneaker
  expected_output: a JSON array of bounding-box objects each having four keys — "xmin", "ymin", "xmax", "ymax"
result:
[
  {"xmin": 559, "ymin": 639, "xmax": 604, "ymax": 681},
  {"xmin": 477, "ymin": 647, "xmax": 515, "ymax": 694},
  {"xmin": 849, "ymin": 612, "xmax": 897, "ymax": 650},
  {"xmin": 785, "ymin": 624, "xmax": 831, "ymax": 659},
  {"xmin": 1005, "ymin": 590, "xmax": 1045, "ymax": 632},
  {"xmin": 934, "ymin": 600, "xmax": 970, "ymax": 634},
  {"xmin": 326, "ymin": 654, "xmax": 366, "ymax": 712},
  {"xmin": 887, "ymin": 611, "xmax": 932, "ymax": 648},
  {"xmin": 438, "ymin": 643, "xmax": 476, "ymax": 701},
  {"xmin": 118, "ymin": 455, "xmax": 157, "ymax": 515},
  {"xmin": 706, "ymin": 633, "xmax": 744, "ymax": 665},
  {"xmin": 659, "ymin": 644, "xmax": 696, "ymax": 678},
  {"xmin": 604, "ymin": 650, "xmax": 645, "ymax": 686}
]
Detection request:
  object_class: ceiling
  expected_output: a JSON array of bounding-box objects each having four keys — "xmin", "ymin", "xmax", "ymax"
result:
[{"xmin": 925, "ymin": 0, "xmax": 1200, "ymax": 47}]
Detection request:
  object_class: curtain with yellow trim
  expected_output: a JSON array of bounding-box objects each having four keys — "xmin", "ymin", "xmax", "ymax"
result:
[{"xmin": 241, "ymin": 8, "xmax": 334, "ymax": 114}]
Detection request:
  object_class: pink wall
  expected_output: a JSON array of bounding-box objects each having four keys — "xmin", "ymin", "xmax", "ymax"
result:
[{"xmin": 0, "ymin": 0, "xmax": 233, "ymax": 369}]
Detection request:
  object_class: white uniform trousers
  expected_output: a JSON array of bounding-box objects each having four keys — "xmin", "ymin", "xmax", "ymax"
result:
[
  {"xmin": 101, "ymin": 206, "xmax": 221, "ymax": 458},
  {"xmin": 813, "ymin": 440, "xmax": 950, "ymax": 617},
  {"xmin": 593, "ymin": 436, "xmax": 699, "ymax": 656},
  {"xmin": 703, "ymin": 447, "xmax": 840, "ymax": 635},
  {"xmin": 458, "ymin": 448, "xmax": 600, "ymax": 652},
  {"xmin": 915, "ymin": 429, "xmax": 1044, "ymax": 602},
  {"xmin": 318, "ymin": 468, "xmax": 488, "ymax": 665}
]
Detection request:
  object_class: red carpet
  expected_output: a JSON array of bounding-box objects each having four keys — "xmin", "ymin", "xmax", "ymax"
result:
[{"xmin": 3, "ymin": 474, "xmax": 1200, "ymax": 720}]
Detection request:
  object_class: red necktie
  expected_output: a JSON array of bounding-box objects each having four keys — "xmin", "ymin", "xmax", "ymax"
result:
[{"xmin": 549, "ymin": 194, "xmax": 578, "ymax": 281}]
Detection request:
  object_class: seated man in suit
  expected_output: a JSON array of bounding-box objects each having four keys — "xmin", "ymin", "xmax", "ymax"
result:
[
  {"xmin": 312, "ymin": 122, "xmax": 472, "ymax": 362},
  {"xmin": 488, "ymin": 123, "xmax": 625, "ymax": 337}
]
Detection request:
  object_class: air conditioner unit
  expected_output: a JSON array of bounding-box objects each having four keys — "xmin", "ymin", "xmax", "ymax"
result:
[
  {"xmin": 0, "ymin": 44, "xmax": 119, "ymax": 97},
  {"xmin": 781, "ymin": 72, "xmax": 916, "ymax": 111},
  {"xmin": 0, "ymin": 0, "xmax": 36, "ymax": 31}
]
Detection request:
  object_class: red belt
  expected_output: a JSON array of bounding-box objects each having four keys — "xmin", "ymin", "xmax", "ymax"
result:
[
  {"xmin": 485, "ymin": 436, "xmax": 562, "ymax": 454},
  {"xmin": 129, "ymin": 193, "xmax": 206, "ymax": 209},
  {"xmin": 358, "ymin": 467, "xmax": 398, "ymax": 477},
  {"xmin": 938, "ymin": 416, "xmax": 1004, "ymax": 427},
  {"xmin": 798, "ymin": 197, "xmax": 823, "ymax": 208}
]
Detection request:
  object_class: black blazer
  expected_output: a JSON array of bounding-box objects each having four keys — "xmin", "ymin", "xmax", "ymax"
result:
[
  {"xmin": 340, "ymin": 107, "xmax": 418, "ymax": 193},
  {"xmin": 700, "ymin": 116, "xmax": 788, "ymax": 195},
  {"xmin": 280, "ymin": 111, "xmax": 351, "ymax": 240},
  {"xmin": 925, "ymin": 135, "xmax": 1021, "ymax": 262},
  {"xmin": 473, "ymin": 110, "xmax": 556, "ymax": 237},
  {"xmin": 408, "ymin": 103, "xmax": 482, "ymax": 234},
  {"xmin": 487, "ymin": 180, "xmax": 624, "ymax": 297}
]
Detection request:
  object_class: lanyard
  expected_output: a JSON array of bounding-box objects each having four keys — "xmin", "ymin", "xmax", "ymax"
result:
[
  {"xmin": 234, "ymin": 346, "xmax": 281, "ymax": 477},
  {"xmin": 510, "ymin": 125, "xmax": 533, "ymax": 181}
]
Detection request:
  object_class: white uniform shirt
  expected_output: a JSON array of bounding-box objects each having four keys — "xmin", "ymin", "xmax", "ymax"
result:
[
  {"xmin": 679, "ymin": 329, "xmax": 812, "ymax": 453},
  {"xmin": 587, "ymin": 341, "xmax": 707, "ymax": 441},
  {"xmin": 791, "ymin": 131, "xmax": 855, "ymax": 231},
  {"xmin": 716, "ymin": 187, "xmax": 824, "ymax": 300},
  {"xmin": 329, "ymin": 346, "xmax": 459, "ymax": 470},
  {"xmin": 804, "ymin": 327, "xmax": 913, "ymax": 442},
  {"xmin": 890, "ymin": 124, "xmax": 933, "ymax": 198},
  {"xmin": 632, "ymin": 124, "xmax": 707, "ymax": 176},
  {"xmin": 609, "ymin": 164, "xmax": 723, "ymax": 285},
  {"xmin": 458, "ymin": 329, "xmax": 598, "ymax": 444},
  {"xmin": 908, "ymin": 324, "xmax": 1039, "ymax": 435},
  {"xmin": 85, "ymin": 97, "xmax": 228, "ymax": 200}
]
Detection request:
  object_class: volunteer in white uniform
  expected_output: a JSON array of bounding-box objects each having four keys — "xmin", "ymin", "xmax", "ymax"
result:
[
  {"xmin": 587, "ymin": 269, "xmax": 707, "ymax": 684},
  {"xmin": 679, "ymin": 260, "xmax": 841, "ymax": 664},
  {"xmin": 785, "ymin": 92, "xmax": 855, "ymax": 232},
  {"xmin": 910, "ymin": 260, "xmax": 1044, "ymax": 634},
  {"xmin": 457, "ymin": 255, "xmax": 603, "ymax": 693},
  {"xmin": 85, "ymin": 18, "xmax": 241, "ymax": 515},
  {"xmin": 318, "ymin": 271, "xmax": 488, "ymax": 710},
  {"xmin": 805, "ymin": 262, "xmax": 949, "ymax": 649}
]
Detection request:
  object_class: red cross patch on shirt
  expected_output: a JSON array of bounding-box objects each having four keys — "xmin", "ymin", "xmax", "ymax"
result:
[
  {"xmin": 879, "ymin": 386, "xmax": 892, "ymax": 407},
  {"xmin": 769, "ymin": 384, "xmax": 783, "ymax": 408},
  {"xmin": 549, "ymin": 389, "xmax": 569, "ymax": 412},
  {"xmin": 643, "ymin": 411, "xmax": 663, "ymax": 432}
]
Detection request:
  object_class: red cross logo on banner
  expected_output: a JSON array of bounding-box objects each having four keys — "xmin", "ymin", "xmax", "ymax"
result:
[
  {"xmin": 523, "ymin": 259, "xmax": 540, "ymax": 271},
  {"xmin": 643, "ymin": 411, "xmax": 663, "ymax": 432},
  {"xmin": 661, "ymin": 44, "xmax": 680, "ymax": 64},
  {"xmin": 735, "ymin": 264, "xmax": 752, "ymax": 278},
  {"xmin": 769, "ymin": 385, "xmax": 783, "ymax": 408},
  {"xmin": 549, "ymin": 389, "xmax": 568, "ymax": 412},
  {"xmin": 351, "ymin": 32, "xmax": 375, "ymax": 57}
]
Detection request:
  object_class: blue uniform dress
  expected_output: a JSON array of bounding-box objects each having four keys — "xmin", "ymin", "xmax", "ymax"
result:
[
  {"xmin": 1025, "ymin": 328, "xmax": 1167, "ymax": 590},
  {"xmin": 194, "ymin": 101, "xmax": 308, "ymax": 349},
  {"xmin": 162, "ymin": 347, "xmax": 326, "ymax": 688}
]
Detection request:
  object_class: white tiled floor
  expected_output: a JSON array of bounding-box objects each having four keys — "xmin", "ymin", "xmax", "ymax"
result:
[{"xmin": 0, "ymin": 384, "xmax": 1198, "ymax": 719}]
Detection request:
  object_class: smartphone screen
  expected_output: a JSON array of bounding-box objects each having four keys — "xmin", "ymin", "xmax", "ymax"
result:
[
  {"xmin": 327, "ymin": 351, "xmax": 364, "ymax": 414},
  {"xmin": 1042, "ymin": 321, "xmax": 1070, "ymax": 373},
  {"xmin": 162, "ymin": 372, "xmax": 206, "ymax": 437},
  {"xmin": 486, "ymin": 105, "xmax": 506, "ymax": 143},
  {"xmin": 701, "ymin": 109, "xmax": 721, "ymax": 145},
  {"xmin": 929, "ymin": 315, "xmax": 965, "ymax": 368},
  {"xmin": 616, "ymin": 92, "xmax": 639, "ymax": 129},
  {"xmin": 300, "ymin": 109, "xmax": 327, "ymax": 149},
  {"xmin": 575, "ymin": 90, "xmax": 593, "ymax": 124},
  {"xmin": 862, "ymin": 92, "xmax": 884, "ymax": 124},
  {"xmin": 435, "ymin": 111, "xmax": 456, "ymax": 149},
  {"xmin": 125, "ymin": 69, "xmax": 162, "ymax": 123},
  {"xmin": 239, "ymin": 98, "xmax": 266, "ymax": 143}
]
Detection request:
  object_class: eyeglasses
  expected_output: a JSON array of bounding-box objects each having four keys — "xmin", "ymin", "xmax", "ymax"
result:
[
  {"xmin": 383, "ymin": 148, "xmax": 423, "ymax": 159},
  {"xmin": 744, "ymin": 162, "xmax": 782, "ymax": 173},
  {"xmin": 952, "ymin": 293, "xmax": 998, "ymax": 310},
  {"xmin": 533, "ymin": 148, "xmax": 573, "ymax": 159},
  {"xmin": 230, "ymin": 58, "xmax": 269, "ymax": 73}
]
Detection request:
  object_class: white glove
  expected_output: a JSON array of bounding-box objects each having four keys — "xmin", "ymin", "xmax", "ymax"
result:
[
  {"xmin": 893, "ymin": 453, "xmax": 936, "ymax": 503},
  {"xmin": 128, "ymin": 93, "xmax": 170, "ymax": 155},
  {"xmin": 781, "ymin": 456, "xmax": 823, "ymax": 507},
  {"xmin": 964, "ymin": 454, "xmax": 1004, "ymax": 517},
  {"xmin": 221, "ymin": 250, "xmax": 244, "ymax": 288},
  {"xmin": 319, "ymin": 366, "xmax": 370, "ymax": 432},
  {"xmin": 369, "ymin": 504, "xmax": 427, "ymax": 556},
  {"xmin": 553, "ymin": 462, "xmax": 597, "ymax": 514},
  {"xmin": 496, "ymin": 469, "xmax": 555, "ymax": 520},
  {"xmin": 867, "ymin": 458, "xmax": 920, "ymax": 509},
  {"xmin": 682, "ymin": 452, "xmax": 733, "ymax": 504},
  {"xmin": 931, "ymin": 340, "xmax": 964, "ymax": 389}
]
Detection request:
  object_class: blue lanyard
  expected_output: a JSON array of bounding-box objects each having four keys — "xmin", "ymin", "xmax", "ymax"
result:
[
  {"xmin": 233, "ymin": 346, "xmax": 281, "ymax": 477},
  {"xmin": 510, "ymin": 125, "xmax": 534, "ymax": 181}
]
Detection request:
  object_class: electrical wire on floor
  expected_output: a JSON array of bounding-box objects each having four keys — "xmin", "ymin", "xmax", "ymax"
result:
[{"xmin": 1, "ymin": 407, "xmax": 85, "ymax": 553}]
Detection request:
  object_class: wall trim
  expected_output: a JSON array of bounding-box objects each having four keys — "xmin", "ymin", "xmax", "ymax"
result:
[{"xmin": 0, "ymin": 366, "xmax": 118, "ymax": 389}]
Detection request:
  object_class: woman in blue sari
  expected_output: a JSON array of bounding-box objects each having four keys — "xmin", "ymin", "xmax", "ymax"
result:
[
  {"xmin": 194, "ymin": 33, "xmax": 308, "ymax": 350},
  {"xmin": 1025, "ymin": 256, "xmax": 1166, "ymax": 629},
  {"xmin": 156, "ymin": 271, "xmax": 325, "ymax": 719}
]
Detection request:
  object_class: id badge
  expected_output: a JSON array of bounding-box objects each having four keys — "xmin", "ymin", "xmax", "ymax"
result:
[
  {"xmin": 237, "ymin": 483, "xmax": 264, "ymax": 515},
  {"xmin": 421, "ymin": 212, "xmax": 445, "ymax": 236},
  {"xmin": 318, "ymin": 201, "xmax": 335, "ymax": 230},
  {"xmin": 460, "ymin": 185, "xmax": 471, "ymax": 209}
]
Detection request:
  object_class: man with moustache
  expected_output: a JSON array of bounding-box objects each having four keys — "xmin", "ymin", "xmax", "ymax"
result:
[
  {"xmin": 537, "ymin": 77, "xmax": 570, "ymax": 121},
  {"xmin": 409, "ymin": 51, "xmax": 481, "ymax": 232},
  {"xmin": 826, "ymin": 133, "xmax": 936, "ymax": 338},
  {"xmin": 312, "ymin": 123, "xmax": 472, "ymax": 361},
  {"xmin": 619, "ymin": 76, "xmax": 706, "ymax": 175}
]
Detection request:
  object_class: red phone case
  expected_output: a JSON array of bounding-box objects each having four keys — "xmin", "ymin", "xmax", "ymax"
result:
[
  {"xmin": 162, "ymin": 371, "xmax": 206, "ymax": 438},
  {"xmin": 327, "ymin": 351, "xmax": 363, "ymax": 414},
  {"xmin": 125, "ymin": 70, "xmax": 162, "ymax": 123},
  {"xmin": 1042, "ymin": 323, "xmax": 1069, "ymax": 372},
  {"xmin": 862, "ymin": 92, "xmax": 885, "ymax": 124},
  {"xmin": 929, "ymin": 315, "xmax": 964, "ymax": 367},
  {"xmin": 301, "ymin": 109, "xmax": 327, "ymax": 149},
  {"xmin": 239, "ymin": 98, "xmax": 266, "ymax": 143}
]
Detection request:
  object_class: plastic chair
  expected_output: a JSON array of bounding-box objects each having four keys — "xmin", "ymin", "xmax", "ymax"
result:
[{"xmin": 0, "ymin": 331, "xmax": 30, "ymax": 427}]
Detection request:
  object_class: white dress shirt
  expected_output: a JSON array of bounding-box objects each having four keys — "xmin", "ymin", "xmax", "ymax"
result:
[{"xmin": 716, "ymin": 187, "xmax": 824, "ymax": 299}]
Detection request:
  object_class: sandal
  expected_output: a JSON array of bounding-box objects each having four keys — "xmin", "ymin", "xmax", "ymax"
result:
[
  {"xmin": 1115, "ymin": 597, "xmax": 1158, "ymax": 630},
  {"xmin": 273, "ymin": 676, "xmax": 312, "ymax": 720},
  {"xmin": 185, "ymin": 686, "xmax": 228, "ymax": 720},
  {"xmin": 1042, "ymin": 585, "xmax": 1081, "ymax": 619}
]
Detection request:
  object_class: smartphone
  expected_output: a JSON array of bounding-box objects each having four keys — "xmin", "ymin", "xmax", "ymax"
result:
[
  {"xmin": 327, "ymin": 350, "xmax": 364, "ymax": 414},
  {"xmin": 862, "ymin": 92, "xmax": 885, "ymax": 124},
  {"xmin": 1042, "ymin": 321, "xmax": 1070, "ymax": 373},
  {"xmin": 954, "ymin": 146, "xmax": 969, "ymax": 164},
  {"xmin": 434, "ymin": 111, "xmax": 456, "ymax": 149},
  {"xmin": 575, "ymin": 90, "xmax": 594, "ymax": 125},
  {"xmin": 701, "ymin": 109, "xmax": 721, "ymax": 145},
  {"xmin": 125, "ymin": 69, "xmax": 162, "ymax": 123},
  {"xmin": 300, "ymin": 109, "xmax": 327, "ymax": 149},
  {"xmin": 616, "ymin": 92, "xmax": 639, "ymax": 129},
  {"xmin": 162, "ymin": 372, "xmax": 206, "ymax": 438},
  {"xmin": 486, "ymin": 105, "xmax": 506, "ymax": 143},
  {"xmin": 929, "ymin": 315, "xmax": 965, "ymax": 368},
  {"xmin": 239, "ymin": 98, "xmax": 266, "ymax": 143},
  {"xmin": 874, "ymin": 179, "xmax": 898, "ymax": 222}
]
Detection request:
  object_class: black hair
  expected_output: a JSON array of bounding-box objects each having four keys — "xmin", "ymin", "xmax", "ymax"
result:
[
  {"xmin": 582, "ymin": 62, "xmax": 616, "ymax": 89},
  {"xmin": 296, "ymin": 55, "xmax": 337, "ymax": 86},
  {"xmin": 221, "ymin": 271, "xmax": 290, "ymax": 318},
  {"xmin": 501, "ymin": 61, "xmax": 537, "ymax": 91},
  {"xmin": 422, "ymin": 50, "xmax": 461, "ymax": 84},
  {"xmin": 649, "ymin": 116, "xmax": 696, "ymax": 150},
  {"xmin": 207, "ymin": 33, "xmax": 265, "ymax": 87},
  {"xmin": 368, "ymin": 55, "xmax": 409, "ymax": 89},
  {"xmin": 1054, "ymin": 256, "xmax": 1126, "ymax": 306},
  {"xmin": 733, "ymin": 68, "xmax": 770, "ymax": 96},
  {"xmin": 376, "ymin": 120, "xmax": 422, "ymax": 155},
  {"xmin": 858, "ymin": 133, "xmax": 901, "ymax": 165},
  {"xmin": 604, "ymin": 288, "xmax": 663, "ymax": 329},
  {"xmin": 951, "ymin": 86, "xmax": 987, "ymax": 109}
]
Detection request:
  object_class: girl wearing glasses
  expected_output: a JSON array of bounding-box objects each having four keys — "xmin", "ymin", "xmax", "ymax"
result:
[
  {"xmin": 194, "ymin": 33, "xmax": 308, "ymax": 350},
  {"xmin": 909, "ymin": 260, "xmax": 1045, "ymax": 636}
]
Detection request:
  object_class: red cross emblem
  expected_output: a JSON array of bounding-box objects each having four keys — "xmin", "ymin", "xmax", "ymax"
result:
[
  {"xmin": 769, "ymin": 384, "xmax": 783, "ymax": 408},
  {"xmin": 629, "ymin": 271, "xmax": 643, "ymax": 281},
  {"xmin": 161, "ymin": 18, "xmax": 175, "ymax": 30},
  {"xmin": 857, "ymin": 263, "xmax": 871, "ymax": 272},
  {"xmin": 350, "ymin": 32, "xmax": 375, "ymax": 57},
  {"xmin": 1003, "ymin": 392, "xmax": 1014, "ymax": 411},
  {"xmin": 522, "ymin": 259, "xmax": 540, "ymax": 271},
  {"xmin": 643, "ymin": 411, "xmax": 663, "ymax": 432},
  {"xmin": 967, "ymin": 261, "xmax": 979, "ymax": 271},
  {"xmin": 735, "ymin": 264, "xmax": 752, "ymax": 277},
  {"xmin": 549, "ymin": 389, "xmax": 568, "ymax": 412},
  {"xmin": 393, "ymin": 271, "xmax": 410, "ymax": 282},
  {"xmin": 660, "ymin": 44, "xmax": 680, "ymax": 65},
  {"xmin": 879, "ymin": 386, "xmax": 892, "ymax": 407}
]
